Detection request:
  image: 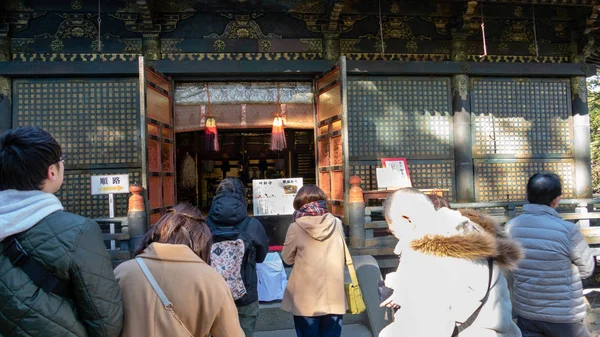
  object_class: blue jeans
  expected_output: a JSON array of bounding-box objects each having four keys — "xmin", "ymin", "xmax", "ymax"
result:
[{"xmin": 293, "ymin": 315, "xmax": 343, "ymax": 337}]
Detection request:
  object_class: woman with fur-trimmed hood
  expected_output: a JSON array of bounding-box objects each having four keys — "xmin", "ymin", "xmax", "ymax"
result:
[{"xmin": 379, "ymin": 188, "xmax": 523, "ymax": 337}]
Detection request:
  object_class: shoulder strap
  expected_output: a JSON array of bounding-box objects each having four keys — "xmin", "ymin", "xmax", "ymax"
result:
[
  {"xmin": 239, "ymin": 216, "xmax": 252, "ymax": 231},
  {"xmin": 452, "ymin": 258, "xmax": 494, "ymax": 336},
  {"xmin": 135, "ymin": 258, "xmax": 195, "ymax": 337},
  {"xmin": 1, "ymin": 235, "xmax": 70, "ymax": 298},
  {"xmin": 338, "ymin": 224, "xmax": 359, "ymax": 286}
]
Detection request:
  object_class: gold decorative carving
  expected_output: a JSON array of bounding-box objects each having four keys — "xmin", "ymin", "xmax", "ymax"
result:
[
  {"xmin": 71, "ymin": 0, "xmax": 82, "ymax": 10},
  {"xmin": 161, "ymin": 39, "xmax": 183, "ymax": 53},
  {"xmin": 143, "ymin": 37, "xmax": 161, "ymax": 60},
  {"xmin": 572, "ymin": 77, "xmax": 588, "ymax": 103},
  {"xmin": 340, "ymin": 39, "xmax": 359, "ymax": 53},
  {"xmin": 514, "ymin": 6, "xmax": 523, "ymax": 17},
  {"xmin": 343, "ymin": 53, "xmax": 449, "ymax": 61},
  {"xmin": 288, "ymin": 1, "xmax": 326, "ymax": 14},
  {"xmin": 501, "ymin": 21, "xmax": 534, "ymax": 43},
  {"xmin": 468, "ymin": 55, "xmax": 569, "ymax": 63},
  {"xmin": 121, "ymin": 39, "xmax": 143, "ymax": 53},
  {"xmin": 10, "ymin": 38, "xmax": 34, "ymax": 53},
  {"xmin": 204, "ymin": 14, "xmax": 281, "ymax": 39},
  {"xmin": 50, "ymin": 39, "xmax": 64, "ymax": 52},
  {"xmin": 390, "ymin": 2, "xmax": 400, "ymax": 14},
  {"xmin": 0, "ymin": 76, "xmax": 10, "ymax": 103},
  {"xmin": 361, "ymin": 16, "xmax": 430, "ymax": 53},
  {"xmin": 300, "ymin": 39, "xmax": 323, "ymax": 53},
  {"xmin": 452, "ymin": 75, "xmax": 469, "ymax": 101},
  {"xmin": 260, "ymin": 40, "xmax": 272, "ymax": 52},
  {"xmin": 213, "ymin": 40, "xmax": 225, "ymax": 52}
]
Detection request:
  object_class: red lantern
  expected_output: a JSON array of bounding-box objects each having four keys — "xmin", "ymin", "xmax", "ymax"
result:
[
  {"xmin": 270, "ymin": 84, "xmax": 287, "ymax": 151},
  {"xmin": 203, "ymin": 83, "xmax": 219, "ymax": 152}
]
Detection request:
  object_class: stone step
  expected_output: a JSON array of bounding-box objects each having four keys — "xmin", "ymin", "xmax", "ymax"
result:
[
  {"xmin": 256, "ymin": 300, "xmax": 366, "ymax": 332},
  {"xmin": 255, "ymin": 324, "xmax": 372, "ymax": 337}
]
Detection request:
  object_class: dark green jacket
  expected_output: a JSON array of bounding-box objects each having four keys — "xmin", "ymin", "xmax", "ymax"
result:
[{"xmin": 0, "ymin": 211, "xmax": 124, "ymax": 337}]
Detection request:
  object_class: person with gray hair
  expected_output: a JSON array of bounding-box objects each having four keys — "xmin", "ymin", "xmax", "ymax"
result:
[
  {"xmin": 379, "ymin": 188, "xmax": 522, "ymax": 337},
  {"xmin": 507, "ymin": 173, "xmax": 595, "ymax": 337}
]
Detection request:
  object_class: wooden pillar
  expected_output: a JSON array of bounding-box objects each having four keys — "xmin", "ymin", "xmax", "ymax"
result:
[
  {"xmin": 0, "ymin": 76, "xmax": 10, "ymax": 133},
  {"xmin": 571, "ymin": 76, "xmax": 593, "ymax": 198},
  {"xmin": 127, "ymin": 184, "xmax": 147, "ymax": 252},
  {"xmin": 452, "ymin": 74, "xmax": 475, "ymax": 202},
  {"xmin": 348, "ymin": 175, "xmax": 365, "ymax": 248}
]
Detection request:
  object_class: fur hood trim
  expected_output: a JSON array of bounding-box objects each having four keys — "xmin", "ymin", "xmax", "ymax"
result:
[{"xmin": 409, "ymin": 209, "xmax": 523, "ymax": 271}]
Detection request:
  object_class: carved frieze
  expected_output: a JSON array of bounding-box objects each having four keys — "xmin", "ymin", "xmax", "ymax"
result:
[{"xmin": 204, "ymin": 14, "xmax": 282, "ymax": 39}]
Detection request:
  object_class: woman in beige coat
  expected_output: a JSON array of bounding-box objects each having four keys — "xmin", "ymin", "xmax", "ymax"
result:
[
  {"xmin": 114, "ymin": 204, "xmax": 244, "ymax": 337},
  {"xmin": 281, "ymin": 185, "xmax": 346, "ymax": 337}
]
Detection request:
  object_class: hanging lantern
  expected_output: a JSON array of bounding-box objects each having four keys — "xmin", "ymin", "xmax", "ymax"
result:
[
  {"xmin": 203, "ymin": 83, "xmax": 220, "ymax": 152},
  {"xmin": 270, "ymin": 84, "xmax": 287, "ymax": 151},
  {"xmin": 270, "ymin": 116, "xmax": 287, "ymax": 151},
  {"xmin": 204, "ymin": 115, "xmax": 219, "ymax": 152}
]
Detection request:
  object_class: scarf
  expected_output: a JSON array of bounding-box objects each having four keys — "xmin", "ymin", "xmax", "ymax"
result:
[{"xmin": 292, "ymin": 200, "xmax": 328, "ymax": 222}]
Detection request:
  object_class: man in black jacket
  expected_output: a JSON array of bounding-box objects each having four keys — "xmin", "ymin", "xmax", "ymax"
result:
[
  {"xmin": 0, "ymin": 127, "xmax": 123, "ymax": 337},
  {"xmin": 209, "ymin": 177, "xmax": 269, "ymax": 337}
]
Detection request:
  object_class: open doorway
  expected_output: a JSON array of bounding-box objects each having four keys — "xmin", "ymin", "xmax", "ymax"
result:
[
  {"xmin": 173, "ymin": 82, "xmax": 316, "ymax": 214},
  {"xmin": 176, "ymin": 128, "xmax": 315, "ymax": 212}
]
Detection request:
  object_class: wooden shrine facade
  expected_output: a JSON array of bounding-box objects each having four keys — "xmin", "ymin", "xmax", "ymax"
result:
[{"xmin": 0, "ymin": 0, "xmax": 598, "ymax": 222}]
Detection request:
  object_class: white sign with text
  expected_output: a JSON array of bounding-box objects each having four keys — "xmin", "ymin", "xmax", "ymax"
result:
[
  {"xmin": 253, "ymin": 178, "xmax": 303, "ymax": 216},
  {"xmin": 91, "ymin": 174, "xmax": 130, "ymax": 195}
]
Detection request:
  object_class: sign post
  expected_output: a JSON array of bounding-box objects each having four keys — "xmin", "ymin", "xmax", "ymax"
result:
[{"xmin": 91, "ymin": 174, "xmax": 130, "ymax": 250}]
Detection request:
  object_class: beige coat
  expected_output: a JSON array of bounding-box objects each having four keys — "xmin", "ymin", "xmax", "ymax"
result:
[
  {"xmin": 281, "ymin": 213, "xmax": 347, "ymax": 316},
  {"xmin": 114, "ymin": 243, "xmax": 244, "ymax": 337}
]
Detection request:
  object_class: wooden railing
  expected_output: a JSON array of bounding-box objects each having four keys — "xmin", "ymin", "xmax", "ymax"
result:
[{"xmin": 347, "ymin": 175, "xmax": 600, "ymax": 257}]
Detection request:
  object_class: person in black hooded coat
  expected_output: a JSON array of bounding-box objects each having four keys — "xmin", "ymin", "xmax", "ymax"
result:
[{"xmin": 208, "ymin": 177, "xmax": 269, "ymax": 337}]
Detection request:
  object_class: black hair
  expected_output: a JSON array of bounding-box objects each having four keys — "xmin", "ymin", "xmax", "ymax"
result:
[
  {"xmin": 0, "ymin": 127, "xmax": 62, "ymax": 191},
  {"xmin": 526, "ymin": 173, "xmax": 562, "ymax": 206}
]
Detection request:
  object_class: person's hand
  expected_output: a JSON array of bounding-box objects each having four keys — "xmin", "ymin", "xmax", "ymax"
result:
[{"xmin": 380, "ymin": 297, "xmax": 400, "ymax": 309}]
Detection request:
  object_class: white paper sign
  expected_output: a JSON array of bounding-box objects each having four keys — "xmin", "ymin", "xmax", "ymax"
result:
[
  {"xmin": 91, "ymin": 174, "xmax": 130, "ymax": 195},
  {"xmin": 253, "ymin": 178, "xmax": 303, "ymax": 216},
  {"xmin": 376, "ymin": 168, "xmax": 411, "ymax": 189}
]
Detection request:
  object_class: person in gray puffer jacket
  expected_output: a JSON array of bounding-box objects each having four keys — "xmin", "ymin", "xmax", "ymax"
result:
[
  {"xmin": 507, "ymin": 172, "xmax": 595, "ymax": 337},
  {"xmin": 0, "ymin": 127, "xmax": 123, "ymax": 337}
]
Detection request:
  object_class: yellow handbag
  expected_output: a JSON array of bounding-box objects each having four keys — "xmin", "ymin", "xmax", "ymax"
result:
[{"xmin": 340, "ymin": 228, "xmax": 366, "ymax": 315}]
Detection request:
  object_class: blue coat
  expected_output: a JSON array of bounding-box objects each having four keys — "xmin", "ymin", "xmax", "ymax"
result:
[{"xmin": 507, "ymin": 203, "xmax": 595, "ymax": 323}]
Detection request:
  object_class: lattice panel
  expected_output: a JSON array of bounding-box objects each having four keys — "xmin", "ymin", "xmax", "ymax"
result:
[
  {"xmin": 56, "ymin": 170, "xmax": 142, "ymax": 219},
  {"xmin": 474, "ymin": 160, "xmax": 574, "ymax": 202},
  {"xmin": 347, "ymin": 77, "xmax": 452, "ymax": 158},
  {"xmin": 350, "ymin": 161, "xmax": 455, "ymax": 201},
  {"xmin": 13, "ymin": 78, "xmax": 140, "ymax": 166},
  {"xmin": 471, "ymin": 78, "xmax": 572, "ymax": 157}
]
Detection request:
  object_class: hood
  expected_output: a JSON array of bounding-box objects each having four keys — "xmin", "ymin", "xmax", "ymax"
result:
[
  {"xmin": 294, "ymin": 213, "xmax": 339, "ymax": 241},
  {"xmin": 408, "ymin": 208, "xmax": 523, "ymax": 271},
  {"xmin": 0, "ymin": 189, "xmax": 64, "ymax": 241},
  {"xmin": 208, "ymin": 185, "xmax": 248, "ymax": 226}
]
